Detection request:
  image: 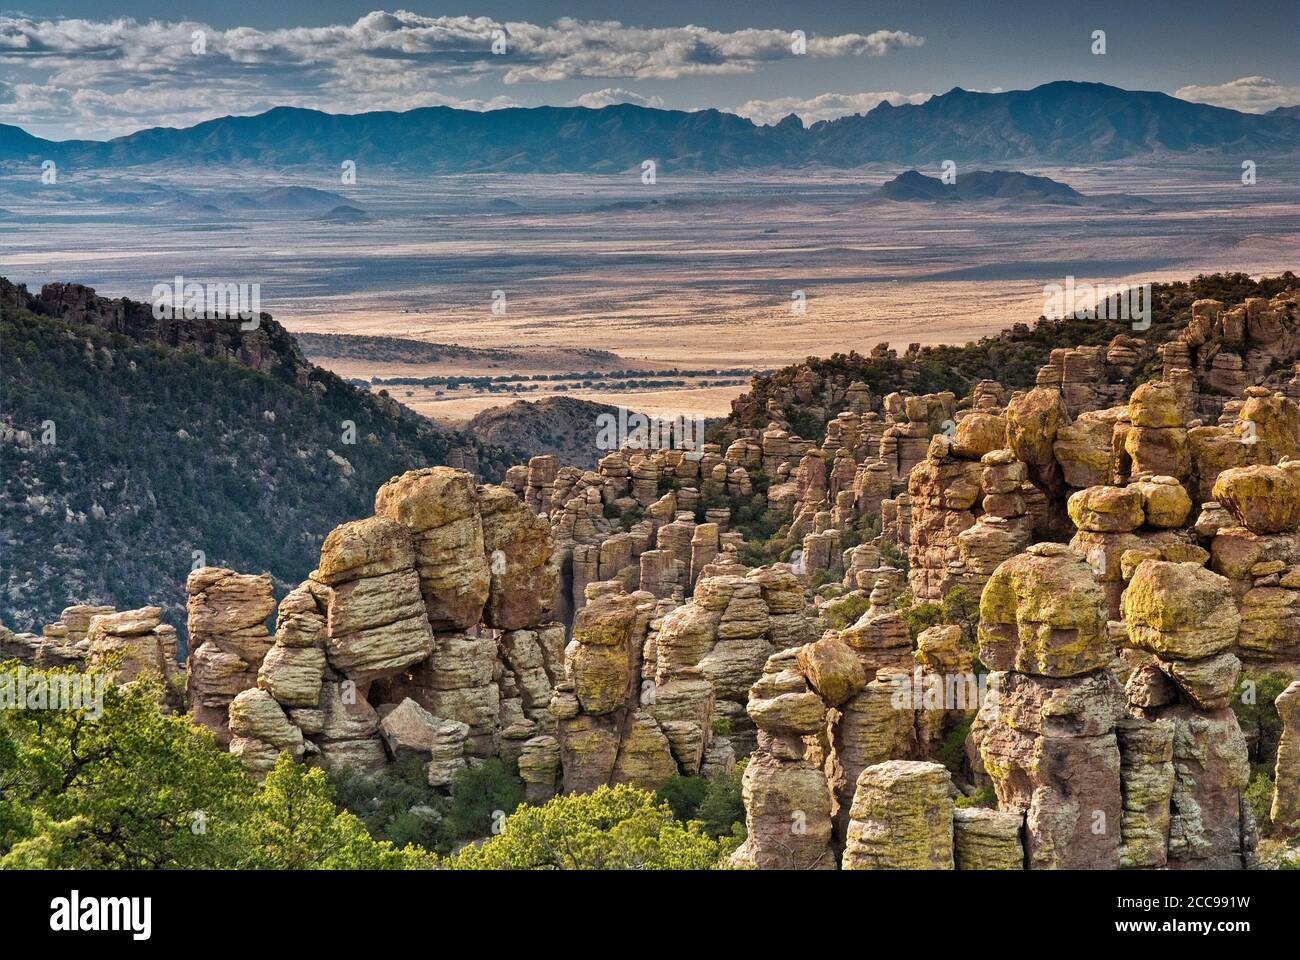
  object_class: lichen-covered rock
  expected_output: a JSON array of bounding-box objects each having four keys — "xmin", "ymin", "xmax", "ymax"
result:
[
  {"xmin": 731, "ymin": 751, "xmax": 835, "ymax": 870},
  {"xmin": 1213, "ymin": 465, "xmax": 1300, "ymax": 535},
  {"xmin": 1160, "ymin": 651, "xmax": 1241, "ymax": 711},
  {"xmin": 395, "ymin": 633, "xmax": 501, "ymax": 755},
  {"xmin": 186, "ymin": 569, "xmax": 277, "ymax": 656},
  {"xmin": 1124, "ymin": 655, "xmax": 1179, "ymax": 709},
  {"xmin": 1237, "ymin": 585, "xmax": 1300, "ymax": 662},
  {"xmin": 479, "ymin": 484, "xmax": 556, "ymax": 629},
  {"xmin": 986, "ymin": 669, "xmax": 1125, "ymax": 739},
  {"xmin": 373, "ymin": 467, "xmax": 491, "ymax": 630},
  {"xmin": 1270, "ymin": 681, "xmax": 1300, "ymax": 831},
  {"xmin": 952, "ymin": 412, "xmax": 1007, "ymax": 460},
  {"xmin": 518, "ymin": 734, "xmax": 561, "ymax": 802},
  {"xmin": 571, "ymin": 639, "xmax": 632, "ymax": 716},
  {"xmin": 1116, "ymin": 717, "xmax": 1175, "ymax": 868},
  {"xmin": 1054, "ymin": 412, "xmax": 1117, "ymax": 488},
  {"xmin": 1131, "ymin": 476, "xmax": 1193, "ymax": 529},
  {"xmin": 953, "ymin": 807, "xmax": 1025, "ymax": 870},
  {"xmin": 796, "ymin": 633, "xmax": 867, "ymax": 706},
  {"xmin": 228, "ymin": 688, "xmax": 304, "ymax": 759},
  {"xmin": 649, "ymin": 677, "xmax": 714, "ymax": 773},
  {"xmin": 427, "ymin": 715, "xmax": 471, "ymax": 788},
  {"xmin": 842, "ymin": 760, "xmax": 955, "ymax": 870},
  {"xmin": 315, "ymin": 514, "xmax": 415, "ymax": 583},
  {"xmin": 257, "ymin": 644, "xmax": 326, "ymax": 707},
  {"xmin": 314, "ymin": 516, "xmax": 435, "ymax": 682},
  {"xmin": 747, "ymin": 664, "xmax": 826, "ymax": 736},
  {"xmin": 1006, "ymin": 387, "xmax": 1069, "ymax": 482},
  {"xmin": 611, "ymin": 712, "xmax": 678, "ymax": 790},
  {"xmin": 701, "ymin": 735, "xmax": 736, "ymax": 780},
  {"xmin": 1122, "ymin": 561, "xmax": 1240, "ymax": 661},
  {"xmin": 272, "ymin": 582, "xmax": 327, "ymax": 648},
  {"xmin": 86, "ymin": 607, "xmax": 181, "ymax": 692},
  {"xmin": 827, "ymin": 676, "xmax": 912, "ymax": 840},
  {"xmin": 1067, "ymin": 485, "xmax": 1144, "ymax": 533},
  {"xmin": 1129, "ymin": 380, "xmax": 1183, "ymax": 428},
  {"xmin": 978, "ymin": 544, "xmax": 1113, "ymax": 678},
  {"xmin": 557, "ymin": 714, "xmax": 621, "ymax": 794},
  {"xmin": 378, "ymin": 697, "xmax": 443, "ymax": 758},
  {"xmin": 314, "ymin": 678, "xmax": 386, "ymax": 774},
  {"xmin": 186, "ymin": 568, "xmax": 275, "ymax": 742},
  {"xmin": 979, "ymin": 711, "xmax": 1122, "ymax": 869},
  {"xmin": 1157, "ymin": 704, "xmax": 1252, "ymax": 869}
]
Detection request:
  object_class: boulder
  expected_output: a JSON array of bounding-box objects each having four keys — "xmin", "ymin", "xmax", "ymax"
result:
[
  {"xmin": 1122, "ymin": 561, "xmax": 1240, "ymax": 661},
  {"xmin": 795, "ymin": 633, "xmax": 867, "ymax": 706},
  {"xmin": 1213, "ymin": 465, "xmax": 1300, "ymax": 535},
  {"xmin": 1067, "ymin": 485, "xmax": 1144, "ymax": 533}
]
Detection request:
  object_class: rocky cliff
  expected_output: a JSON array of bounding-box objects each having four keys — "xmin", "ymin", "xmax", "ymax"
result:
[{"xmin": 0, "ymin": 278, "xmax": 520, "ymax": 635}]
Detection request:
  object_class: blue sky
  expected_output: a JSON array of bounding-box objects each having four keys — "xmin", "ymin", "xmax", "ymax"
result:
[{"xmin": 3, "ymin": 1, "xmax": 1298, "ymax": 139}]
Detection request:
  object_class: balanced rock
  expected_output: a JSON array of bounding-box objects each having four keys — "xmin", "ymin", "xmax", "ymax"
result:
[
  {"xmin": 978, "ymin": 544, "xmax": 1113, "ymax": 678},
  {"xmin": 1122, "ymin": 561, "xmax": 1240, "ymax": 660},
  {"xmin": 796, "ymin": 633, "xmax": 867, "ymax": 706}
]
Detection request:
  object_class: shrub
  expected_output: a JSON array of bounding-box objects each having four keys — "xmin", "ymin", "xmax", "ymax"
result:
[
  {"xmin": 954, "ymin": 787, "xmax": 997, "ymax": 809},
  {"xmin": 331, "ymin": 754, "xmax": 448, "ymax": 852},
  {"xmin": 1246, "ymin": 770, "xmax": 1276, "ymax": 834},
  {"xmin": 656, "ymin": 775, "xmax": 709, "ymax": 822},
  {"xmin": 439, "ymin": 758, "xmax": 526, "ymax": 847}
]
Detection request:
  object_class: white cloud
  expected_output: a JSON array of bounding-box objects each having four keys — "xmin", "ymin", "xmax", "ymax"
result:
[
  {"xmin": 0, "ymin": 11, "xmax": 924, "ymax": 137},
  {"xmin": 1174, "ymin": 76, "xmax": 1300, "ymax": 114},
  {"xmin": 735, "ymin": 90, "xmax": 932, "ymax": 126},
  {"xmin": 573, "ymin": 88, "xmax": 666, "ymax": 109}
]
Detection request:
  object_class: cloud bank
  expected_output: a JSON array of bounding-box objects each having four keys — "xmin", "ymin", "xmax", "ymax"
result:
[
  {"xmin": 1174, "ymin": 76, "xmax": 1300, "ymax": 113},
  {"xmin": 734, "ymin": 90, "xmax": 933, "ymax": 126},
  {"xmin": 0, "ymin": 10, "xmax": 924, "ymax": 138}
]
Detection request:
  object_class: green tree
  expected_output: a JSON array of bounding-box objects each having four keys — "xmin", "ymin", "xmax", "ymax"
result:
[
  {"xmin": 238, "ymin": 754, "xmax": 432, "ymax": 869},
  {"xmin": 445, "ymin": 784, "xmax": 734, "ymax": 869},
  {"xmin": 0, "ymin": 663, "xmax": 430, "ymax": 870},
  {"xmin": 0, "ymin": 665, "xmax": 252, "ymax": 868}
]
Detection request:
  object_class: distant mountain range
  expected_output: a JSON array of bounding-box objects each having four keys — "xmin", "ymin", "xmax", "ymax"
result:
[{"xmin": 2, "ymin": 82, "xmax": 1295, "ymax": 174}]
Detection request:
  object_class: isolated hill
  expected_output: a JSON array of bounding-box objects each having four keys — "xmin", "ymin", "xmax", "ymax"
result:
[
  {"xmin": 0, "ymin": 278, "xmax": 520, "ymax": 635},
  {"xmin": 466, "ymin": 396, "xmax": 624, "ymax": 470},
  {"xmin": 2, "ymin": 81, "xmax": 1294, "ymax": 173},
  {"xmin": 317, "ymin": 204, "xmax": 371, "ymax": 222},
  {"xmin": 225, "ymin": 186, "xmax": 353, "ymax": 210},
  {"xmin": 877, "ymin": 169, "xmax": 1084, "ymax": 203}
]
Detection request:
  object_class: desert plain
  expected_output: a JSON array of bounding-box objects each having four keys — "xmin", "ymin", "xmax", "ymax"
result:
[{"xmin": 1, "ymin": 156, "xmax": 1296, "ymax": 421}]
